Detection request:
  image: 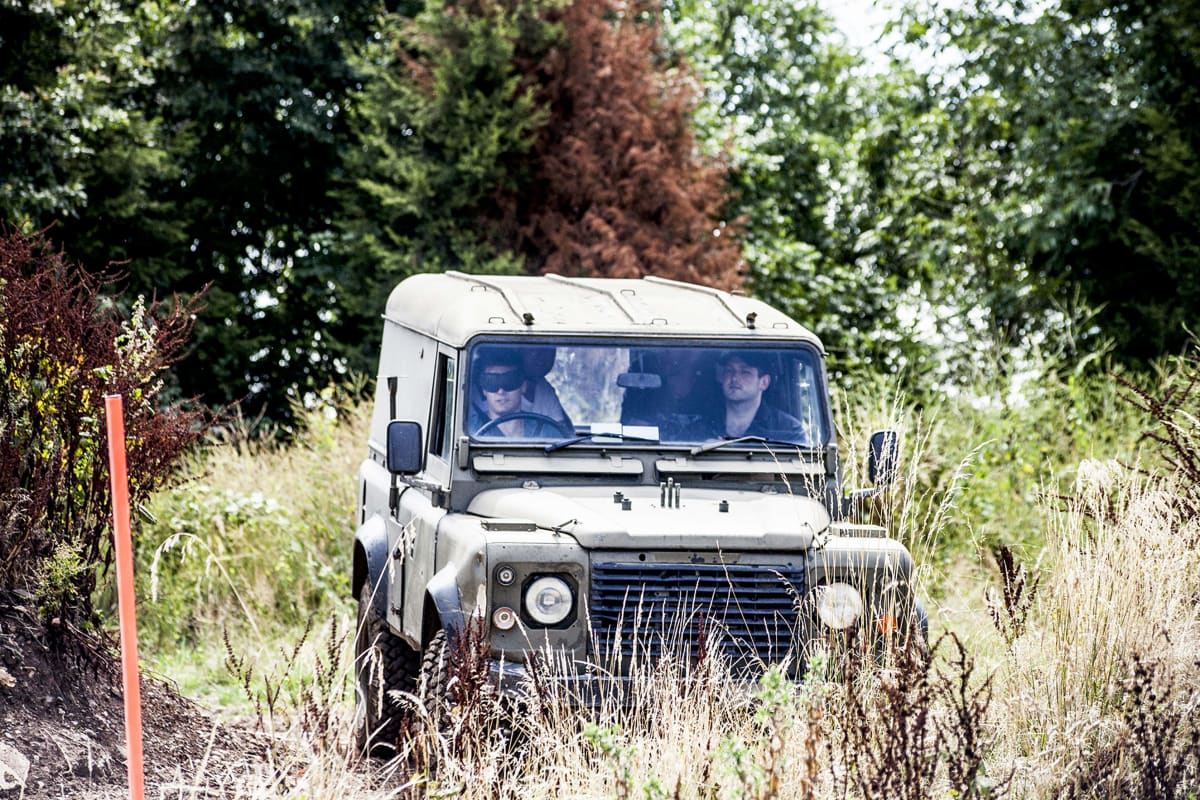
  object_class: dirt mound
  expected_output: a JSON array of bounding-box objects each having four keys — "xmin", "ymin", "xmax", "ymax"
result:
[{"xmin": 0, "ymin": 594, "xmax": 263, "ymax": 799}]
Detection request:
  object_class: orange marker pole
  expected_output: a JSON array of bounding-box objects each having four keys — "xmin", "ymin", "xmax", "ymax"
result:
[{"xmin": 105, "ymin": 394, "xmax": 145, "ymax": 800}]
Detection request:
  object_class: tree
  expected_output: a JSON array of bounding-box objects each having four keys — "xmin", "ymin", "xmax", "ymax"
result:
[
  {"xmin": 1, "ymin": 0, "xmax": 375, "ymax": 420},
  {"xmin": 338, "ymin": 0, "xmax": 742, "ymax": 374},
  {"xmin": 902, "ymin": 0, "xmax": 1200, "ymax": 366},
  {"xmin": 506, "ymin": 0, "xmax": 741, "ymax": 287},
  {"xmin": 662, "ymin": 0, "xmax": 933, "ymax": 379},
  {"xmin": 334, "ymin": 0, "xmax": 553, "ymax": 374},
  {"xmin": 0, "ymin": 0, "xmax": 181, "ymax": 259},
  {"xmin": 130, "ymin": 0, "xmax": 375, "ymax": 414}
]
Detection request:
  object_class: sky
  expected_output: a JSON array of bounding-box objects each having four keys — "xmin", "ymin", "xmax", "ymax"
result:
[
  {"xmin": 820, "ymin": 0, "xmax": 895, "ymax": 53},
  {"xmin": 819, "ymin": 0, "xmax": 965, "ymax": 73}
]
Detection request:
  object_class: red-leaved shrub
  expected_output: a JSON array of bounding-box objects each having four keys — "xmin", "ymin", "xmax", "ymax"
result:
[{"xmin": 0, "ymin": 227, "xmax": 209, "ymax": 623}]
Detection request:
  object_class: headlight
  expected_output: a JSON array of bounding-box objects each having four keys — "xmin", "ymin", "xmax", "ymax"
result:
[
  {"xmin": 815, "ymin": 582, "xmax": 863, "ymax": 629},
  {"xmin": 524, "ymin": 575, "xmax": 574, "ymax": 626}
]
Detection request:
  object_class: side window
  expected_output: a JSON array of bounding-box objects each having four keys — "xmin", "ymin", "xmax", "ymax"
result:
[{"xmin": 429, "ymin": 354, "xmax": 456, "ymax": 461}]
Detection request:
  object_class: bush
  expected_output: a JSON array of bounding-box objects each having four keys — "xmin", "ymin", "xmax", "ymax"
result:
[
  {"xmin": 135, "ymin": 391, "xmax": 365, "ymax": 652},
  {"xmin": 0, "ymin": 227, "xmax": 208, "ymax": 623},
  {"xmin": 834, "ymin": 352, "xmax": 1146, "ymax": 593}
]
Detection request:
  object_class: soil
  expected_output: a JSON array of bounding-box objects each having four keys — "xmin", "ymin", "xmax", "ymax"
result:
[{"xmin": 0, "ymin": 594, "xmax": 270, "ymax": 799}]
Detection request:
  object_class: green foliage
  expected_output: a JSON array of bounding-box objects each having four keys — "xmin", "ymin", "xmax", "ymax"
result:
[
  {"xmin": 895, "ymin": 0, "xmax": 1200, "ymax": 369},
  {"xmin": 665, "ymin": 0, "xmax": 1198, "ymax": 386},
  {"xmin": 0, "ymin": 0, "xmax": 172, "ymax": 228},
  {"xmin": 831, "ymin": 344, "xmax": 1149, "ymax": 606},
  {"xmin": 128, "ymin": 0, "xmax": 377, "ymax": 416},
  {"xmin": 1, "ymin": 0, "xmax": 377, "ymax": 420},
  {"xmin": 1114, "ymin": 343, "xmax": 1200, "ymax": 518},
  {"xmin": 334, "ymin": 0, "xmax": 554, "ymax": 374},
  {"xmin": 662, "ymin": 0, "xmax": 935, "ymax": 383},
  {"xmin": 133, "ymin": 392, "xmax": 365, "ymax": 656},
  {"xmin": 141, "ymin": 485, "xmax": 344, "ymax": 646},
  {"xmin": 33, "ymin": 542, "xmax": 89, "ymax": 618},
  {"xmin": 582, "ymin": 723, "xmax": 636, "ymax": 799},
  {"xmin": 5, "ymin": 0, "xmax": 1198, "ymax": 423}
]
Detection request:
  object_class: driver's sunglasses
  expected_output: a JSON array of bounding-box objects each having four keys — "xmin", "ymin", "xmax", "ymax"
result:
[{"xmin": 480, "ymin": 370, "xmax": 524, "ymax": 393}]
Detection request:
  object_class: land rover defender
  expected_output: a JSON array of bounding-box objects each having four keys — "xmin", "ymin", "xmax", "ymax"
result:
[{"xmin": 353, "ymin": 272, "xmax": 924, "ymax": 752}]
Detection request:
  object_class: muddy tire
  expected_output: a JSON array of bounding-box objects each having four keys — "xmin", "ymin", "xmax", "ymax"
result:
[
  {"xmin": 418, "ymin": 628, "xmax": 452, "ymax": 734},
  {"xmin": 354, "ymin": 581, "xmax": 419, "ymax": 758}
]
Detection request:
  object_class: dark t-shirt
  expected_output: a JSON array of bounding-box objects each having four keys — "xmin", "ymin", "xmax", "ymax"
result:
[{"xmin": 701, "ymin": 403, "xmax": 806, "ymax": 442}]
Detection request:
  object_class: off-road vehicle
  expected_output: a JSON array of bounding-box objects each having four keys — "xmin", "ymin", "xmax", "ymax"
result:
[{"xmin": 352, "ymin": 272, "xmax": 924, "ymax": 753}]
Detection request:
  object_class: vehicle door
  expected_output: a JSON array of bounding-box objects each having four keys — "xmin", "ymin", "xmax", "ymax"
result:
[{"xmin": 400, "ymin": 348, "xmax": 456, "ymax": 639}]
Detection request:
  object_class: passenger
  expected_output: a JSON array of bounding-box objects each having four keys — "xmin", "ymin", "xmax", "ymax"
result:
[
  {"xmin": 621, "ymin": 349, "xmax": 707, "ymax": 440},
  {"xmin": 703, "ymin": 351, "xmax": 804, "ymax": 441},
  {"xmin": 522, "ymin": 347, "xmax": 572, "ymax": 429}
]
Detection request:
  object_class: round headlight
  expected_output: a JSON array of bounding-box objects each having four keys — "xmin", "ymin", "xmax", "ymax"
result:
[
  {"xmin": 524, "ymin": 576, "xmax": 574, "ymax": 626},
  {"xmin": 815, "ymin": 583, "xmax": 863, "ymax": 630}
]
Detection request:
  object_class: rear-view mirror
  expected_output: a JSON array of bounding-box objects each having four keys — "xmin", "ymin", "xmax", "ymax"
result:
[{"xmin": 617, "ymin": 372, "xmax": 663, "ymax": 390}]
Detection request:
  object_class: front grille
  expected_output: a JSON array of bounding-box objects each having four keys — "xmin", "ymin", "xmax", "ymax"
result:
[{"xmin": 587, "ymin": 559, "xmax": 807, "ymax": 668}]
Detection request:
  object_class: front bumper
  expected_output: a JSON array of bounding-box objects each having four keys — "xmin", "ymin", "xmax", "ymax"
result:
[{"xmin": 482, "ymin": 657, "xmax": 763, "ymax": 705}]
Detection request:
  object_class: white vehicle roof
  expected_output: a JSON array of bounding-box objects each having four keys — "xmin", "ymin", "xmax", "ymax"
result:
[{"xmin": 384, "ymin": 272, "xmax": 824, "ymax": 351}]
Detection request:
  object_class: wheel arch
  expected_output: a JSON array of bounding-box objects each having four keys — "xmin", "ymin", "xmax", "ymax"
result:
[
  {"xmin": 353, "ymin": 514, "xmax": 391, "ymax": 621},
  {"xmin": 422, "ymin": 562, "xmax": 465, "ymax": 647}
]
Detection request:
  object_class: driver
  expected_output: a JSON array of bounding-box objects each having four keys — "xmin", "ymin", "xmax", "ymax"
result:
[{"xmin": 470, "ymin": 349, "xmax": 565, "ymax": 438}]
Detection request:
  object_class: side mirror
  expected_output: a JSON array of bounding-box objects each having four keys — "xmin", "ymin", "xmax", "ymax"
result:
[
  {"xmin": 386, "ymin": 420, "xmax": 424, "ymax": 475},
  {"xmin": 867, "ymin": 429, "xmax": 899, "ymax": 486}
]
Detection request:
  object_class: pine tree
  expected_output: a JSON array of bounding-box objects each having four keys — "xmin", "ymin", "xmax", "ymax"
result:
[
  {"xmin": 335, "ymin": 0, "xmax": 556, "ymax": 374},
  {"xmin": 507, "ymin": 0, "xmax": 742, "ymax": 288},
  {"xmin": 339, "ymin": 0, "xmax": 743, "ymax": 378}
]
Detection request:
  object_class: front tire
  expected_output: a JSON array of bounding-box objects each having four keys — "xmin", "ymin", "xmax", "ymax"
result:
[
  {"xmin": 354, "ymin": 580, "xmax": 419, "ymax": 758},
  {"xmin": 418, "ymin": 628, "xmax": 452, "ymax": 733}
]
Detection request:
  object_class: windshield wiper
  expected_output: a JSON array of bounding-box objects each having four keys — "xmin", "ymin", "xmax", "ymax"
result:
[
  {"xmin": 544, "ymin": 431, "xmax": 660, "ymax": 454},
  {"xmin": 688, "ymin": 435, "xmax": 809, "ymax": 457}
]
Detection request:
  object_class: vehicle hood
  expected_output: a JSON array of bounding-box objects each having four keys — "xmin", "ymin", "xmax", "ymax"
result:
[{"xmin": 467, "ymin": 485, "xmax": 827, "ymax": 550}]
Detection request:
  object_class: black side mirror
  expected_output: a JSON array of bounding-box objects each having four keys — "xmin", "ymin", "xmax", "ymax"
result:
[
  {"xmin": 386, "ymin": 420, "xmax": 424, "ymax": 474},
  {"xmin": 867, "ymin": 429, "xmax": 899, "ymax": 486}
]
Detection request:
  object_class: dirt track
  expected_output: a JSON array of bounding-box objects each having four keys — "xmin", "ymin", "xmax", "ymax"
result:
[{"xmin": 0, "ymin": 597, "xmax": 265, "ymax": 799}]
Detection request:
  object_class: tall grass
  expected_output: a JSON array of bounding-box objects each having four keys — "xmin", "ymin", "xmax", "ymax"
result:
[
  {"xmin": 989, "ymin": 460, "xmax": 1200, "ymax": 797},
  {"xmin": 136, "ymin": 355, "xmax": 1200, "ymax": 798},
  {"xmin": 189, "ymin": 612, "xmax": 998, "ymax": 799},
  {"xmin": 130, "ymin": 389, "xmax": 368, "ymax": 703}
]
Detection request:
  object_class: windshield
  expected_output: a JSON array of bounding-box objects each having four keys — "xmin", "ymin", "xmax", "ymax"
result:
[{"xmin": 465, "ymin": 340, "xmax": 829, "ymax": 448}]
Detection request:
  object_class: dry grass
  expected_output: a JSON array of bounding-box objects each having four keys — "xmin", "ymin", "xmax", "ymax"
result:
[
  {"xmin": 187, "ymin": 622, "xmax": 1001, "ymax": 799},
  {"xmin": 138, "ymin": 367, "xmax": 1200, "ymax": 798},
  {"xmin": 198, "ymin": 455, "xmax": 1196, "ymax": 800},
  {"xmin": 989, "ymin": 461, "xmax": 1200, "ymax": 798}
]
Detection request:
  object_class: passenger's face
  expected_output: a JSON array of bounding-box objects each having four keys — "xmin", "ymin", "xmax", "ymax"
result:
[
  {"xmin": 481, "ymin": 365, "xmax": 525, "ymax": 417},
  {"xmin": 718, "ymin": 358, "xmax": 769, "ymax": 403},
  {"xmin": 662, "ymin": 354, "xmax": 698, "ymax": 399}
]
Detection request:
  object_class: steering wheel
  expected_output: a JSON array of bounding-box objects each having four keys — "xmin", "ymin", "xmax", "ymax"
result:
[{"xmin": 474, "ymin": 412, "xmax": 572, "ymax": 438}]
